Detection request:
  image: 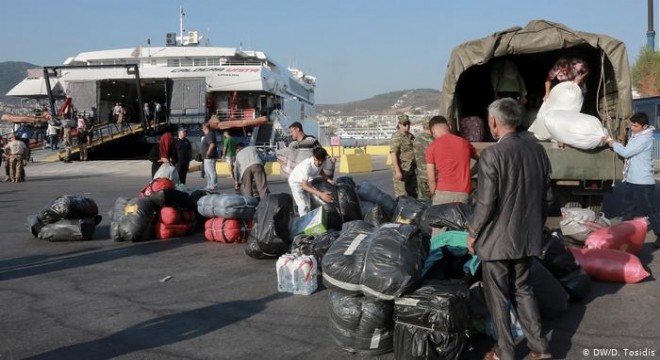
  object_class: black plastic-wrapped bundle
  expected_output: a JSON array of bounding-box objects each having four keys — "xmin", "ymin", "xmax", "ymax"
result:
[
  {"xmin": 328, "ymin": 289, "xmax": 394, "ymax": 355},
  {"xmin": 149, "ymin": 189, "xmax": 196, "ymax": 210},
  {"xmin": 559, "ymin": 269, "xmax": 592, "ymax": 301},
  {"xmin": 115, "ymin": 197, "xmax": 156, "ymax": 242},
  {"xmin": 537, "ymin": 229, "xmax": 591, "ymax": 300},
  {"xmin": 291, "ymin": 231, "xmax": 341, "ymax": 267},
  {"xmin": 364, "ymin": 203, "xmax": 389, "ymax": 227},
  {"xmin": 357, "ymin": 181, "xmax": 397, "ymax": 216},
  {"xmin": 538, "ymin": 230, "xmax": 580, "ymax": 277},
  {"xmin": 419, "ymin": 202, "xmax": 473, "ymax": 236},
  {"xmin": 26, "ymin": 215, "xmax": 45, "ymax": 237},
  {"xmin": 197, "ymin": 194, "xmax": 259, "ymax": 219},
  {"xmin": 392, "ymin": 196, "xmax": 427, "ymax": 225},
  {"xmin": 320, "ymin": 220, "xmax": 375, "ymax": 292},
  {"xmin": 109, "ymin": 197, "xmax": 128, "ymax": 241},
  {"xmin": 245, "ymin": 193, "xmax": 294, "ymax": 259},
  {"xmin": 393, "ymin": 280, "xmax": 470, "ymax": 360},
  {"xmin": 322, "ymin": 222, "xmax": 429, "ymax": 300},
  {"xmin": 37, "ymin": 216, "xmax": 102, "ymax": 242},
  {"xmin": 529, "ymin": 258, "xmax": 569, "ymax": 319},
  {"xmin": 309, "ymin": 178, "xmax": 343, "ymax": 231},
  {"xmin": 335, "ymin": 176, "xmax": 362, "ymax": 223},
  {"xmin": 37, "ymin": 195, "xmax": 99, "ymax": 224}
]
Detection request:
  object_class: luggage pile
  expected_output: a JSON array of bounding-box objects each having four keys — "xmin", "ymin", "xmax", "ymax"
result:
[
  {"xmin": 110, "ymin": 178, "xmax": 197, "ymax": 242},
  {"xmin": 26, "ymin": 195, "xmax": 102, "ymax": 241},
  {"xmin": 197, "ymin": 194, "xmax": 258, "ymax": 243}
]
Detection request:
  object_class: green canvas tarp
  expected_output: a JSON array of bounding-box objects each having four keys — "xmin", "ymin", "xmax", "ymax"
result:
[{"xmin": 439, "ymin": 19, "xmax": 632, "ymax": 122}]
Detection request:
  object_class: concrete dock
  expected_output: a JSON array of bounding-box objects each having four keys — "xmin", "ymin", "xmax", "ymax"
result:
[{"xmin": 1, "ymin": 156, "xmax": 659, "ymax": 359}]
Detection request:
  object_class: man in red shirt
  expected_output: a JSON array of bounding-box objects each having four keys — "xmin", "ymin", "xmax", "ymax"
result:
[{"xmin": 425, "ymin": 115, "xmax": 479, "ymax": 206}]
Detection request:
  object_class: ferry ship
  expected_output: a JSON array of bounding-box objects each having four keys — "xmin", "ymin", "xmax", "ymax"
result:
[{"xmin": 5, "ymin": 8, "xmax": 318, "ymax": 150}]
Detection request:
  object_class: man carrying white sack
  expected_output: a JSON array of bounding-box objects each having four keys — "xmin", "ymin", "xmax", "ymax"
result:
[
  {"xmin": 288, "ymin": 147, "xmax": 334, "ymax": 215},
  {"xmin": 603, "ymin": 112, "xmax": 660, "ymax": 247}
]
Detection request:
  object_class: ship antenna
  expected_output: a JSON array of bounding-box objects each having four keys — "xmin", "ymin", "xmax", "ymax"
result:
[{"xmin": 179, "ymin": 6, "xmax": 185, "ymax": 46}]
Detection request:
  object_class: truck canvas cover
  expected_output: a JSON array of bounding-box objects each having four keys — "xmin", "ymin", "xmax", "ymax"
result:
[{"xmin": 439, "ymin": 20, "xmax": 633, "ymax": 125}]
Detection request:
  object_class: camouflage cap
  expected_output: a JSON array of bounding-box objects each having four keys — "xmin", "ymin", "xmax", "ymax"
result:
[{"xmin": 397, "ymin": 115, "xmax": 410, "ymax": 124}]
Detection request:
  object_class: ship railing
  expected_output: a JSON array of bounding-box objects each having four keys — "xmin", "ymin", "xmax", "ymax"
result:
[{"xmin": 215, "ymin": 108, "xmax": 258, "ymax": 119}]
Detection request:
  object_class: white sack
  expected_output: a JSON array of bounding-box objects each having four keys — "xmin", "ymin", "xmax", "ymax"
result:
[
  {"xmin": 544, "ymin": 110, "xmax": 608, "ymax": 149},
  {"xmin": 529, "ymin": 82, "xmax": 584, "ymax": 140}
]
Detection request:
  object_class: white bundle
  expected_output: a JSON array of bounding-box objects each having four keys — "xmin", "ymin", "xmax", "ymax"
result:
[
  {"xmin": 544, "ymin": 110, "xmax": 608, "ymax": 149},
  {"xmin": 529, "ymin": 81, "xmax": 584, "ymax": 141}
]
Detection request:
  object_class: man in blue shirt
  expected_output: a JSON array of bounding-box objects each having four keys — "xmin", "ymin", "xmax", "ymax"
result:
[{"xmin": 604, "ymin": 112, "xmax": 659, "ymax": 247}]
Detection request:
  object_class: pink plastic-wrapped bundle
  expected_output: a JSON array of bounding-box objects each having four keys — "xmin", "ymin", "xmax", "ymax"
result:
[
  {"xmin": 584, "ymin": 218, "xmax": 648, "ymax": 255},
  {"xmin": 569, "ymin": 247, "xmax": 650, "ymax": 284}
]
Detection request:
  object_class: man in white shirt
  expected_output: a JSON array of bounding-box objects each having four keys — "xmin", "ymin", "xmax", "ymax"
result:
[{"xmin": 288, "ymin": 147, "xmax": 334, "ymax": 215}]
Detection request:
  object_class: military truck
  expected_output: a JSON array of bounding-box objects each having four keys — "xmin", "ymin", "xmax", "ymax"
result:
[{"xmin": 439, "ymin": 20, "xmax": 631, "ymax": 211}]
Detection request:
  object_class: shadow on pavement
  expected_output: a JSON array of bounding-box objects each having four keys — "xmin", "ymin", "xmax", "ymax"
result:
[
  {"xmin": 0, "ymin": 236, "xmax": 203, "ymax": 282},
  {"xmin": 26, "ymin": 174, "xmax": 104, "ymax": 183},
  {"xmin": 25, "ymin": 292, "xmax": 289, "ymax": 360}
]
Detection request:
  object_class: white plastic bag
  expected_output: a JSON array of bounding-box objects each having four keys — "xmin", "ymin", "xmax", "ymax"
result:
[
  {"xmin": 529, "ymin": 82, "xmax": 584, "ymax": 140},
  {"xmin": 539, "ymin": 81, "xmax": 584, "ymax": 114},
  {"xmin": 544, "ymin": 110, "xmax": 608, "ymax": 149},
  {"xmin": 153, "ymin": 163, "xmax": 180, "ymax": 183},
  {"xmin": 560, "ymin": 208, "xmax": 596, "ymax": 241}
]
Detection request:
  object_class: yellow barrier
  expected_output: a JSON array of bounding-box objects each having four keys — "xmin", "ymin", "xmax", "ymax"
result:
[
  {"xmin": 365, "ymin": 145, "xmax": 391, "ymax": 156},
  {"xmin": 264, "ymin": 161, "xmax": 281, "ymax": 176},
  {"xmin": 216, "ymin": 161, "xmax": 281, "ymax": 176},
  {"xmin": 343, "ymin": 148, "xmax": 365, "ymax": 155},
  {"xmin": 339, "ymin": 154, "xmax": 373, "ymax": 173}
]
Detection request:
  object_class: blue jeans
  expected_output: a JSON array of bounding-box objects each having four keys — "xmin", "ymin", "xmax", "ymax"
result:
[
  {"xmin": 203, "ymin": 159, "xmax": 217, "ymax": 190},
  {"xmin": 622, "ymin": 182, "xmax": 660, "ymax": 235}
]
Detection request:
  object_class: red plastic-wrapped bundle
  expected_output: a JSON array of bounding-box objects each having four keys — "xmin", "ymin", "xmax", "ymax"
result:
[
  {"xmin": 459, "ymin": 116, "xmax": 485, "ymax": 142},
  {"xmin": 140, "ymin": 178, "xmax": 176, "ymax": 198},
  {"xmin": 584, "ymin": 218, "xmax": 648, "ymax": 254},
  {"xmin": 204, "ymin": 217, "xmax": 251, "ymax": 243},
  {"xmin": 154, "ymin": 221, "xmax": 193, "ymax": 240},
  {"xmin": 569, "ymin": 247, "xmax": 650, "ymax": 284},
  {"xmin": 159, "ymin": 207, "xmax": 195, "ymax": 225}
]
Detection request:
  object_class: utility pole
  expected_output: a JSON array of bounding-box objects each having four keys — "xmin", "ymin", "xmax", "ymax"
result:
[{"xmin": 648, "ymin": 0, "xmax": 656, "ymax": 50}]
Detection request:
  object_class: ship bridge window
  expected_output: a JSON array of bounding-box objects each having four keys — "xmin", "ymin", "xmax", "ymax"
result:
[
  {"xmin": 181, "ymin": 58, "xmax": 193, "ymax": 67},
  {"xmin": 194, "ymin": 58, "xmax": 205, "ymax": 66},
  {"xmin": 167, "ymin": 59, "xmax": 180, "ymax": 67},
  {"xmin": 208, "ymin": 58, "xmax": 220, "ymax": 66}
]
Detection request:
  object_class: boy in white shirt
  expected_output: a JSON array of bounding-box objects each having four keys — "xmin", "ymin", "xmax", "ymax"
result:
[{"xmin": 288, "ymin": 147, "xmax": 334, "ymax": 215}]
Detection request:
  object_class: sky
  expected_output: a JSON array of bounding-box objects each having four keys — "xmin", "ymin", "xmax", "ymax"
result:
[{"xmin": 0, "ymin": 0, "xmax": 653, "ymax": 104}]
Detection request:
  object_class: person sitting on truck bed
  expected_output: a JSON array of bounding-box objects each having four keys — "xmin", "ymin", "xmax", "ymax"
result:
[
  {"xmin": 543, "ymin": 57, "xmax": 589, "ymax": 101},
  {"xmin": 491, "ymin": 58, "xmax": 527, "ymax": 104},
  {"xmin": 603, "ymin": 112, "xmax": 660, "ymax": 248}
]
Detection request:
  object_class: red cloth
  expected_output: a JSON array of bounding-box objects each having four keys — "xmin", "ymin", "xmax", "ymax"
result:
[
  {"xmin": 159, "ymin": 132, "xmax": 174, "ymax": 160},
  {"xmin": 425, "ymin": 134, "xmax": 477, "ymax": 193}
]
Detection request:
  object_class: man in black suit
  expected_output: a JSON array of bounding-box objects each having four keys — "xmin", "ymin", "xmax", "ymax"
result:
[{"xmin": 467, "ymin": 98, "xmax": 552, "ymax": 360}]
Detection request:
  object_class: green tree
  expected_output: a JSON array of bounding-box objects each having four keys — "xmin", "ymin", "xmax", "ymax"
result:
[{"xmin": 632, "ymin": 47, "xmax": 660, "ymax": 96}]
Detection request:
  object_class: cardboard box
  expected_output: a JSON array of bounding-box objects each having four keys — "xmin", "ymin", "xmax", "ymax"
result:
[{"xmin": 291, "ymin": 207, "xmax": 328, "ymax": 235}]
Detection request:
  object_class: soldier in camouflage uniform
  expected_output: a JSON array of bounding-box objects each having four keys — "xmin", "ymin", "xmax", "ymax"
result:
[
  {"xmin": 413, "ymin": 120, "xmax": 434, "ymax": 201},
  {"xmin": 390, "ymin": 115, "xmax": 417, "ymax": 197}
]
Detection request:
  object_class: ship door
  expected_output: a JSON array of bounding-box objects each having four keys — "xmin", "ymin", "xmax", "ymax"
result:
[{"xmin": 168, "ymin": 78, "xmax": 206, "ymax": 124}]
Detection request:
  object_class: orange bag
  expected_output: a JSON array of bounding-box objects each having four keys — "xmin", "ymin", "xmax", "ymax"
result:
[
  {"xmin": 204, "ymin": 217, "xmax": 251, "ymax": 243},
  {"xmin": 569, "ymin": 247, "xmax": 650, "ymax": 284},
  {"xmin": 154, "ymin": 221, "xmax": 193, "ymax": 240},
  {"xmin": 584, "ymin": 218, "xmax": 648, "ymax": 254},
  {"xmin": 159, "ymin": 207, "xmax": 195, "ymax": 225}
]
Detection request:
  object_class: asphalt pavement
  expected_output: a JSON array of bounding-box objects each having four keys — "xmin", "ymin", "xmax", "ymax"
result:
[{"xmin": 1, "ymin": 155, "xmax": 659, "ymax": 360}]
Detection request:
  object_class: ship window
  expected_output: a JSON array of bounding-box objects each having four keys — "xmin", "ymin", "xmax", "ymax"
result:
[
  {"xmin": 181, "ymin": 58, "xmax": 193, "ymax": 67},
  {"xmin": 208, "ymin": 58, "xmax": 220, "ymax": 66},
  {"xmin": 167, "ymin": 59, "xmax": 180, "ymax": 67},
  {"xmin": 194, "ymin": 58, "xmax": 205, "ymax": 66}
]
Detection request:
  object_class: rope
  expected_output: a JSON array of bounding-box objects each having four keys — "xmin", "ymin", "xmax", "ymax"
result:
[{"xmin": 596, "ymin": 50, "xmax": 618, "ymax": 187}]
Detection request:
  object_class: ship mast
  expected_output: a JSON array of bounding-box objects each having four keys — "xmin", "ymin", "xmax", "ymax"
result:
[{"xmin": 179, "ymin": 6, "xmax": 185, "ymax": 46}]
